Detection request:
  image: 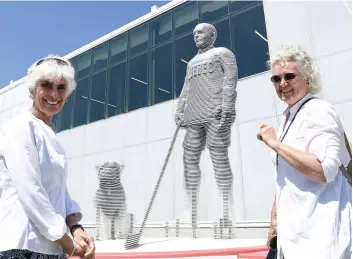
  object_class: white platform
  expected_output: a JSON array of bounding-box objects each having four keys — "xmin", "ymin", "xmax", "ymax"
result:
[{"xmin": 95, "ymin": 238, "xmax": 267, "ymax": 253}]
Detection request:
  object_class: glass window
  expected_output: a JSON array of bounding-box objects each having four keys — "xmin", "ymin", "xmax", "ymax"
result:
[
  {"xmin": 174, "ymin": 1, "xmax": 198, "ymax": 37},
  {"xmin": 174, "ymin": 33, "xmax": 197, "ymax": 97},
  {"xmin": 213, "ymin": 18, "xmax": 231, "ymax": 50},
  {"xmin": 73, "ymin": 78, "xmax": 89, "ymax": 127},
  {"xmin": 230, "ymin": 0, "xmax": 260, "ymax": 13},
  {"xmin": 89, "ymin": 70, "xmax": 107, "ymax": 123},
  {"xmin": 231, "ymin": 4, "xmax": 269, "ymax": 79},
  {"xmin": 152, "ymin": 43, "xmax": 172, "ymax": 105},
  {"xmin": 92, "ymin": 43, "xmax": 108, "ymax": 72},
  {"xmin": 52, "ymin": 112, "xmax": 61, "ymax": 132},
  {"xmin": 151, "ymin": 11, "xmax": 172, "ymax": 46},
  {"xmin": 108, "ymin": 62, "xmax": 126, "ymax": 117},
  {"xmin": 69, "ymin": 57, "xmax": 77, "ymax": 71},
  {"xmin": 110, "ymin": 33, "xmax": 127, "ymax": 64},
  {"xmin": 60, "ymin": 94, "xmax": 73, "ymax": 131},
  {"xmin": 129, "ymin": 23, "xmax": 148, "ymax": 56},
  {"xmin": 200, "ymin": 1, "xmax": 228, "ymax": 23},
  {"xmin": 128, "ymin": 53, "xmax": 148, "ymax": 111},
  {"xmin": 76, "ymin": 51, "xmax": 92, "ymax": 79}
]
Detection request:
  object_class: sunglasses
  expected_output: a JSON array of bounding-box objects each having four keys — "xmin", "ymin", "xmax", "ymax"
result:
[
  {"xmin": 270, "ymin": 73, "xmax": 296, "ymax": 83},
  {"xmin": 36, "ymin": 57, "xmax": 69, "ymax": 66}
]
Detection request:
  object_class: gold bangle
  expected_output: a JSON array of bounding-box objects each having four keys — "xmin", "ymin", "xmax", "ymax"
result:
[{"xmin": 67, "ymin": 240, "xmax": 75, "ymax": 258}]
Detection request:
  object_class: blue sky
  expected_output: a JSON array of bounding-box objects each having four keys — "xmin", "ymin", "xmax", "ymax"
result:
[{"xmin": 0, "ymin": 1, "xmax": 168, "ymax": 88}]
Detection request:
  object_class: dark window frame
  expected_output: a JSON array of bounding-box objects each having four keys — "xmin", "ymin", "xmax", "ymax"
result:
[
  {"xmin": 106, "ymin": 60, "xmax": 128, "ymax": 117},
  {"xmin": 151, "ymin": 41, "xmax": 174, "ymax": 105},
  {"xmin": 126, "ymin": 51, "xmax": 149, "ymax": 112},
  {"xmin": 88, "ymin": 68, "xmax": 108, "ymax": 123},
  {"xmin": 109, "ymin": 32, "xmax": 128, "ymax": 66}
]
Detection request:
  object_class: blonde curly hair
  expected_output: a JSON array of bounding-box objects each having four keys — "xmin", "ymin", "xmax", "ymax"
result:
[
  {"xmin": 27, "ymin": 54, "xmax": 76, "ymax": 95},
  {"xmin": 267, "ymin": 45, "xmax": 322, "ymax": 94}
]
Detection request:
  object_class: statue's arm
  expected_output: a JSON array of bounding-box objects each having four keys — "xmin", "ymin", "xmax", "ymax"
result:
[
  {"xmin": 219, "ymin": 49, "xmax": 238, "ymax": 114},
  {"xmin": 175, "ymin": 65, "xmax": 190, "ymax": 125}
]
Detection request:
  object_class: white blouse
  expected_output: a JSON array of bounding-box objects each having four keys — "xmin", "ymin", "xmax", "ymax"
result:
[
  {"xmin": 0, "ymin": 110, "xmax": 82, "ymax": 255},
  {"xmin": 273, "ymin": 93, "xmax": 352, "ymax": 259}
]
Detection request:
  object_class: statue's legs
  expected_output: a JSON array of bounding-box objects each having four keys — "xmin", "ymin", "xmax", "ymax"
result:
[
  {"xmin": 205, "ymin": 121, "xmax": 233, "ymax": 235},
  {"xmin": 183, "ymin": 125, "xmax": 206, "ymax": 237},
  {"xmin": 209, "ymin": 148, "xmax": 233, "ymax": 221}
]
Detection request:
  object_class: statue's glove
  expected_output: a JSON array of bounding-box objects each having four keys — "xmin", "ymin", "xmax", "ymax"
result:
[
  {"xmin": 215, "ymin": 105, "xmax": 235, "ymax": 131},
  {"xmin": 175, "ymin": 112, "xmax": 186, "ymax": 127}
]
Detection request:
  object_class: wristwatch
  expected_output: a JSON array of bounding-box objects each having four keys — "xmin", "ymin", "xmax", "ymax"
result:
[{"xmin": 70, "ymin": 224, "xmax": 84, "ymax": 235}]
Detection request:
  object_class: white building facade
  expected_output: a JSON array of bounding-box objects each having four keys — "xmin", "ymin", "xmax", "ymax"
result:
[{"xmin": 0, "ymin": 0, "xmax": 351, "ymax": 239}]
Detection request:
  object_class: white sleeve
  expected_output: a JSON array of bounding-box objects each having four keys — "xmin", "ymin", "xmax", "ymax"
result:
[
  {"xmin": 304, "ymin": 104, "xmax": 343, "ymax": 183},
  {"xmin": 2, "ymin": 119, "xmax": 67, "ymax": 241},
  {"xmin": 65, "ymin": 186, "xmax": 82, "ymax": 221}
]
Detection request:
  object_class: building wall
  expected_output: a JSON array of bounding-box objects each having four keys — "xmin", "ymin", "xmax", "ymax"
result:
[{"xmin": 0, "ymin": 0, "xmax": 351, "ymax": 237}]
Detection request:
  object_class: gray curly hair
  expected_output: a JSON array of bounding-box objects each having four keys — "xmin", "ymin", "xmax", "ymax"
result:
[
  {"xmin": 267, "ymin": 45, "xmax": 322, "ymax": 94},
  {"xmin": 27, "ymin": 54, "xmax": 76, "ymax": 95}
]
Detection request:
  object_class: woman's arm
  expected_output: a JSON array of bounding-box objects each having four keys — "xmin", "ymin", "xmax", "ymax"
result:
[
  {"xmin": 271, "ymin": 141, "xmax": 326, "ymax": 183},
  {"xmin": 258, "ymin": 102, "xmax": 342, "ymax": 184},
  {"xmin": 3, "ymin": 119, "xmax": 67, "ymax": 241}
]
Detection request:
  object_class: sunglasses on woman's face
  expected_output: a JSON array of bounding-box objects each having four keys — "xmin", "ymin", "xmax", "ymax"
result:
[
  {"xmin": 270, "ymin": 73, "xmax": 296, "ymax": 83},
  {"xmin": 36, "ymin": 58, "xmax": 69, "ymax": 66}
]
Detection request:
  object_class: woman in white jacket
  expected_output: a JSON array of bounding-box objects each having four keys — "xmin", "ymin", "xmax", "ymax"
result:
[
  {"xmin": 257, "ymin": 45, "xmax": 352, "ymax": 259},
  {"xmin": 0, "ymin": 55, "xmax": 95, "ymax": 259}
]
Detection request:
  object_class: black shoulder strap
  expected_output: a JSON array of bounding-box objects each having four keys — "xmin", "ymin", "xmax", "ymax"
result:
[{"xmin": 280, "ymin": 97, "xmax": 316, "ymax": 142}]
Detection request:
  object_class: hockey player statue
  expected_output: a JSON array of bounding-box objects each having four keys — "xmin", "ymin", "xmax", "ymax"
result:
[
  {"xmin": 175, "ymin": 23, "xmax": 238, "ymax": 237},
  {"xmin": 94, "ymin": 161, "xmax": 129, "ymax": 240}
]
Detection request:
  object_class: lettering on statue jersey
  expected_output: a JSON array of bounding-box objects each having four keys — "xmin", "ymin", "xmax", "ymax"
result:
[{"xmin": 188, "ymin": 61, "xmax": 214, "ymax": 79}]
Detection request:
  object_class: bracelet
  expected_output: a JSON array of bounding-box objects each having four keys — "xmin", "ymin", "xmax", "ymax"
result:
[{"xmin": 67, "ymin": 240, "xmax": 75, "ymax": 258}]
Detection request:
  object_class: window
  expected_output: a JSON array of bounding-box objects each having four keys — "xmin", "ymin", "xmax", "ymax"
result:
[
  {"xmin": 230, "ymin": 0, "xmax": 260, "ymax": 13},
  {"xmin": 76, "ymin": 51, "xmax": 92, "ymax": 79},
  {"xmin": 151, "ymin": 11, "xmax": 172, "ymax": 46},
  {"xmin": 89, "ymin": 70, "xmax": 107, "ymax": 122},
  {"xmin": 231, "ymin": 4, "xmax": 269, "ymax": 78},
  {"xmin": 108, "ymin": 62, "xmax": 126, "ymax": 117},
  {"xmin": 73, "ymin": 78, "xmax": 89, "ymax": 127},
  {"xmin": 200, "ymin": 1, "xmax": 229, "ymax": 23},
  {"xmin": 174, "ymin": 1, "xmax": 198, "ymax": 37},
  {"xmin": 213, "ymin": 18, "xmax": 231, "ymax": 50},
  {"xmin": 129, "ymin": 23, "xmax": 148, "ymax": 56},
  {"xmin": 69, "ymin": 57, "xmax": 77, "ymax": 71},
  {"xmin": 60, "ymin": 94, "xmax": 73, "ymax": 131},
  {"xmin": 174, "ymin": 33, "xmax": 197, "ymax": 97},
  {"xmin": 52, "ymin": 112, "xmax": 61, "ymax": 132},
  {"xmin": 152, "ymin": 43, "xmax": 172, "ymax": 105},
  {"xmin": 110, "ymin": 33, "xmax": 127, "ymax": 64},
  {"xmin": 128, "ymin": 53, "xmax": 148, "ymax": 111},
  {"xmin": 92, "ymin": 43, "xmax": 108, "ymax": 72}
]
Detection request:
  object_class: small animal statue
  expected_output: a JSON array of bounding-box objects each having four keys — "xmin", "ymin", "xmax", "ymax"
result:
[{"xmin": 94, "ymin": 161, "xmax": 127, "ymax": 240}]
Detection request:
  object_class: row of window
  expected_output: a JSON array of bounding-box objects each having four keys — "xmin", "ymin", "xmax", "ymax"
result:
[{"xmin": 53, "ymin": 1, "xmax": 269, "ymax": 132}]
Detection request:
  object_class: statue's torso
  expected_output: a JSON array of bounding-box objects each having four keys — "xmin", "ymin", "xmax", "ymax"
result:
[{"xmin": 184, "ymin": 47, "xmax": 235, "ymax": 125}]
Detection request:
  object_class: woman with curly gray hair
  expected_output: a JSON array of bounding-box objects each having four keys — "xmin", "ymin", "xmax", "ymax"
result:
[
  {"xmin": 257, "ymin": 45, "xmax": 352, "ymax": 259},
  {"xmin": 0, "ymin": 55, "xmax": 95, "ymax": 259}
]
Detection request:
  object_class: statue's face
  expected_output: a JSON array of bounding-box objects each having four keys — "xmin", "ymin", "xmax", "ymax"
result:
[
  {"xmin": 96, "ymin": 161, "xmax": 123, "ymax": 187},
  {"xmin": 193, "ymin": 24, "xmax": 213, "ymax": 49}
]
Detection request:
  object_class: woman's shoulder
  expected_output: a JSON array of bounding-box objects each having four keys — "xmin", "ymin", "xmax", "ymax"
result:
[
  {"xmin": 1, "ymin": 110, "xmax": 42, "ymax": 140},
  {"xmin": 2, "ymin": 110, "xmax": 32, "ymax": 131},
  {"xmin": 305, "ymin": 98, "xmax": 339, "ymax": 118},
  {"xmin": 304, "ymin": 98, "xmax": 343, "ymax": 128}
]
